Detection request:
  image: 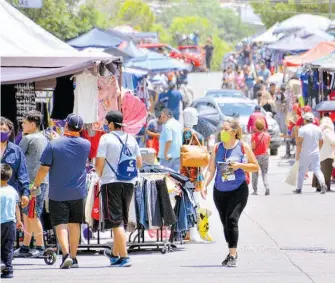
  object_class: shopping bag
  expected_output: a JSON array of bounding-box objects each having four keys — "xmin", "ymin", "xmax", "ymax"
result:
[{"xmin": 284, "ymin": 161, "xmax": 299, "ymax": 186}]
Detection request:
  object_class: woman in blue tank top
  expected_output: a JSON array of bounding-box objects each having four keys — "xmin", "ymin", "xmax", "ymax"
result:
[{"xmin": 202, "ymin": 120, "xmax": 259, "ymax": 267}]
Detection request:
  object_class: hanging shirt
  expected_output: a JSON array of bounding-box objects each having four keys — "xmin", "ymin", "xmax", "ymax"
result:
[
  {"xmin": 73, "ymin": 72, "xmax": 99, "ymax": 123},
  {"xmin": 93, "ymin": 76, "xmax": 120, "ymax": 131},
  {"xmin": 15, "ymin": 83, "xmax": 36, "ymax": 123}
]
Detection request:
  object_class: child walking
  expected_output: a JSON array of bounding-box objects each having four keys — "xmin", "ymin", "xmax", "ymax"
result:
[{"xmin": 1, "ymin": 164, "xmax": 23, "ymax": 278}]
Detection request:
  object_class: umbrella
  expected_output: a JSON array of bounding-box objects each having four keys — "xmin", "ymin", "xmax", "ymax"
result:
[
  {"xmin": 314, "ymin": 101, "xmax": 335, "ymax": 112},
  {"xmin": 194, "ymin": 107, "xmax": 222, "ymax": 140},
  {"xmin": 122, "ymin": 91, "xmax": 147, "ymax": 135}
]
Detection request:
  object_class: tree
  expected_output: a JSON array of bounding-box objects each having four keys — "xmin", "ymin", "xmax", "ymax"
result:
[
  {"xmin": 251, "ymin": 0, "xmax": 333, "ymax": 29},
  {"xmin": 115, "ymin": 0, "xmax": 155, "ymax": 31},
  {"xmin": 169, "ymin": 16, "xmax": 217, "ymax": 45}
]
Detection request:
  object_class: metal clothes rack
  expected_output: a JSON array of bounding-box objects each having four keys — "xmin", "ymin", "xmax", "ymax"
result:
[{"xmin": 127, "ymin": 172, "xmax": 177, "ymax": 254}]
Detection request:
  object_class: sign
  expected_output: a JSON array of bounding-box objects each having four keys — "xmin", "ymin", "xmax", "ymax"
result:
[{"xmin": 17, "ymin": 0, "xmax": 43, "ymax": 9}]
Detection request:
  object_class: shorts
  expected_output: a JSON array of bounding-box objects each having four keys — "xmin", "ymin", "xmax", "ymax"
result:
[
  {"xmin": 22, "ymin": 183, "xmax": 47, "ymax": 218},
  {"xmin": 101, "ymin": 182, "xmax": 134, "ymax": 229},
  {"xmin": 49, "ymin": 198, "xmax": 85, "ymax": 227}
]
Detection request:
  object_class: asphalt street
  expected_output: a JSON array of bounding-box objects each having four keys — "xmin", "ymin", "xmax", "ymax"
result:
[{"xmin": 10, "ymin": 73, "xmax": 335, "ymax": 283}]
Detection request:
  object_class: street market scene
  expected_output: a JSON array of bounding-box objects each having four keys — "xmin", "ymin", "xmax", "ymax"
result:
[{"xmin": 1, "ymin": 0, "xmax": 335, "ymax": 282}]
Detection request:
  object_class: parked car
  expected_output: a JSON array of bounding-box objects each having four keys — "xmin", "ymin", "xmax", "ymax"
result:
[
  {"xmin": 178, "ymin": 45, "xmax": 205, "ymax": 71},
  {"xmin": 205, "ymin": 89, "xmax": 245, "ymax": 99},
  {"xmin": 138, "ymin": 43, "xmax": 184, "ymax": 61},
  {"xmin": 192, "ymin": 97, "xmax": 281, "ymax": 155}
]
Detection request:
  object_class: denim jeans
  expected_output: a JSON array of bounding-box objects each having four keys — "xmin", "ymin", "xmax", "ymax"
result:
[
  {"xmin": 160, "ymin": 158, "xmax": 180, "ymax": 173},
  {"xmin": 1, "ymin": 221, "xmax": 15, "ymax": 273}
]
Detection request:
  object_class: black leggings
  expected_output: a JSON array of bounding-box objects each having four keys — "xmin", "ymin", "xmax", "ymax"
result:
[{"xmin": 213, "ymin": 182, "xmax": 249, "ymax": 248}]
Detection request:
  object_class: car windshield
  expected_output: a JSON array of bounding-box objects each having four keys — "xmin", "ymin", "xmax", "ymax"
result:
[
  {"xmin": 206, "ymin": 91, "xmax": 243, "ymax": 98},
  {"xmin": 218, "ymin": 103, "xmax": 254, "ymax": 117}
]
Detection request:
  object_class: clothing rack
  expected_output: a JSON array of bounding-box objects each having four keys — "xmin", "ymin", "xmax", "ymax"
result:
[{"xmin": 127, "ymin": 172, "xmax": 177, "ymax": 254}]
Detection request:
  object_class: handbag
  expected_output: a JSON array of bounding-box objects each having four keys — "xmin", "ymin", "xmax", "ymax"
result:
[{"xmin": 180, "ymin": 132, "xmax": 210, "ymax": 167}]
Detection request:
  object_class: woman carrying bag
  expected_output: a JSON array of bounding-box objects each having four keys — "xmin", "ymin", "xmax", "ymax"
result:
[
  {"xmin": 251, "ymin": 119, "xmax": 271, "ymax": 196},
  {"xmin": 202, "ymin": 120, "xmax": 259, "ymax": 267}
]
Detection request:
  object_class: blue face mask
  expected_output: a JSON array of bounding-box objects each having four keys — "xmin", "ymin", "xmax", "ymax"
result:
[{"xmin": 103, "ymin": 124, "xmax": 110, "ymax": 133}]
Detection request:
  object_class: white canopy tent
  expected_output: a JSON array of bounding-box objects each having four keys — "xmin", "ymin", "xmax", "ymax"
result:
[
  {"xmin": 0, "ymin": 1, "xmax": 120, "ymax": 72},
  {"xmin": 252, "ymin": 23, "xmax": 283, "ymax": 44}
]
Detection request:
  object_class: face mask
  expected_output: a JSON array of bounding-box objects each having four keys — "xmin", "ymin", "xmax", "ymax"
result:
[
  {"xmin": 220, "ymin": 131, "xmax": 231, "ymax": 143},
  {"xmin": 103, "ymin": 124, "xmax": 110, "ymax": 133},
  {"xmin": 0, "ymin": 132, "xmax": 10, "ymax": 143}
]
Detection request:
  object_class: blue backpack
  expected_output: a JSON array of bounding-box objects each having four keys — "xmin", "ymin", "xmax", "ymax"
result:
[{"xmin": 105, "ymin": 133, "xmax": 138, "ymax": 181}]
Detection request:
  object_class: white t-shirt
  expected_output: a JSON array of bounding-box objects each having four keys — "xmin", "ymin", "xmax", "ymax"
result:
[
  {"xmin": 298, "ymin": 123, "xmax": 322, "ymax": 156},
  {"xmin": 73, "ymin": 72, "xmax": 99, "ymax": 123},
  {"xmin": 97, "ymin": 131, "xmax": 141, "ymax": 185}
]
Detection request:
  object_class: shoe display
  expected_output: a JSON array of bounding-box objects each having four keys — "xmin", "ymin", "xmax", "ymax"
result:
[{"xmin": 60, "ymin": 254, "xmax": 73, "ymax": 269}]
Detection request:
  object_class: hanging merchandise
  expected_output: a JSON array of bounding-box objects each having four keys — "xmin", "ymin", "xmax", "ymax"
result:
[
  {"xmin": 15, "ymin": 83, "xmax": 36, "ymax": 123},
  {"xmin": 72, "ymin": 70, "xmax": 99, "ymax": 124},
  {"xmin": 93, "ymin": 76, "xmax": 121, "ymax": 131},
  {"xmin": 51, "ymin": 76, "xmax": 74, "ymax": 120},
  {"xmin": 82, "ymin": 129, "xmax": 104, "ymax": 159},
  {"xmin": 136, "ymin": 77, "xmax": 150, "ymax": 102},
  {"xmin": 122, "ymin": 91, "xmax": 147, "ymax": 135}
]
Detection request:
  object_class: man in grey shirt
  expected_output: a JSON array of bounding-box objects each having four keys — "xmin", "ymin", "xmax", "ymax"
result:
[
  {"xmin": 295, "ymin": 112, "xmax": 327, "ymax": 194},
  {"xmin": 14, "ymin": 110, "xmax": 48, "ymax": 256}
]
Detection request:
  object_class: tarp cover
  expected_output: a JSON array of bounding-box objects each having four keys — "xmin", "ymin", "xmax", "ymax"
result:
[
  {"xmin": 311, "ymin": 52, "xmax": 335, "ymax": 70},
  {"xmin": 67, "ymin": 28, "xmax": 128, "ymax": 49},
  {"xmin": 252, "ymin": 23, "xmax": 283, "ymax": 44},
  {"xmin": 273, "ymin": 14, "xmax": 331, "ymax": 35},
  {"xmin": 268, "ymin": 34, "xmax": 332, "ymax": 52},
  {"xmin": 284, "ymin": 42, "xmax": 335, "ymax": 67}
]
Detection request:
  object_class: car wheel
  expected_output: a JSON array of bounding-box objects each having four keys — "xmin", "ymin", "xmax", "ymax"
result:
[{"xmin": 270, "ymin": 148, "xmax": 278, "ymax": 156}]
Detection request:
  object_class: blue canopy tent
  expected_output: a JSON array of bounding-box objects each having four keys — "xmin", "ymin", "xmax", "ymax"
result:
[
  {"xmin": 125, "ymin": 51, "xmax": 192, "ymax": 73},
  {"xmin": 67, "ymin": 28, "xmax": 129, "ymax": 49}
]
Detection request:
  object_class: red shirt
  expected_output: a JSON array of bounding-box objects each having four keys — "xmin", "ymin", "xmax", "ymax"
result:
[
  {"xmin": 247, "ymin": 112, "xmax": 268, "ymax": 133},
  {"xmin": 296, "ymin": 116, "xmax": 320, "ymax": 127},
  {"xmin": 252, "ymin": 131, "xmax": 271, "ymax": 156}
]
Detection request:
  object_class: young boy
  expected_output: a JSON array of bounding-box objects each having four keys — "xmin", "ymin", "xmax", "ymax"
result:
[
  {"xmin": 1, "ymin": 163, "xmax": 23, "ymax": 278},
  {"xmin": 15, "ymin": 111, "xmax": 48, "ymax": 257}
]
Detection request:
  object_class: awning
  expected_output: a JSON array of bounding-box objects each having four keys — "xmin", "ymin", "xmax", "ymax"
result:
[
  {"xmin": 283, "ymin": 41, "xmax": 335, "ymax": 67},
  {"xmin": 1, "ymin": 60, "xmax": 99, "ymax": 84}
]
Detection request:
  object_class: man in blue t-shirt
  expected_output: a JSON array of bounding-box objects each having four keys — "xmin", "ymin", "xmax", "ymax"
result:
[
  {"xmin": 31, "ymin": 114, "xmax": 90, "ymax": 269},
  {"xmin": 158, "ymin": 83, "xmax": 183, "ymax": 121}
]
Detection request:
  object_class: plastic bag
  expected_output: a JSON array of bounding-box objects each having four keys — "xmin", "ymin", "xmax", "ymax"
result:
[{"xmin": 284, "ymin": 161, "xmax": 299, "ymax": 186}]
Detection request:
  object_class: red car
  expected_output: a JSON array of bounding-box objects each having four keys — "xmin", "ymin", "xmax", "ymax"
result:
[
  {"xmin": 137, "ymin": 43, "xmax": 183, "ymax": 60},
  {"xmin": 178, "ymin": 45, "xmax": 205, "ymax": 71}
]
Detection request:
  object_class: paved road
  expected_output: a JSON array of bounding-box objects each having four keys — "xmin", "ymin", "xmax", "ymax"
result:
[{"xmin": 11, "ymin": 73, "xmax": 335, "ymax": 283}]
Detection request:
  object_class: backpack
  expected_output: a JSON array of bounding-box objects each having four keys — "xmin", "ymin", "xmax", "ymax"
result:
[{"xmin": 105, "ymin": 133, "xmax": 138, "ymax": 181}]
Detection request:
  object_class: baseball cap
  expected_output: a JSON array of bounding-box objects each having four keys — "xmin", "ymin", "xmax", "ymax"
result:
[
  {"xmin": 255, "ymin": 105, "xmax": 261, "ymax": 111},
  {"xmin": 66, "ymin": 114, "xmax": 84, "ymax": 131},
  {"xmin": 303, "ymin": 112, "xmax": 314, "ymax": 122},
  {"xmin": 105, "ymin": 110, "xmax": 126, "ymax": 127}
]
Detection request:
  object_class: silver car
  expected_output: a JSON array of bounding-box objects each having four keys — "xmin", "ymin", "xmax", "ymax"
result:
[{"xmin": 192, "ymin": 97, "xmax": 281, "ymax": 155}]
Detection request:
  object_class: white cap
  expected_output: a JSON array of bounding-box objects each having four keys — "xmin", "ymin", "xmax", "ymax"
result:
[{"xmin": 303, "ymin": 112, "xmax": 314, "ymax": 122}]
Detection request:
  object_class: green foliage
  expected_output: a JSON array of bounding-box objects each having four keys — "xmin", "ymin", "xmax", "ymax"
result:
[
  {"xmin": 211, "ymin": 35, "xmax": 232, "ymax": 71},
  {"xmin": 169, "ymin": 16, "xmax": 217, "ymax": 45},
  {"xmin": 115, "ymin": 0, "xmax": 155, "ymax": 31},
  {"xmin": 151, "ymin": 23, "xmax": 172, "ymax": 44},
  {"xmin": 251, "ymin": 0, "xmax": 334, "ymax": 29},
  {"xmin": 7, "ymin": 0, "xmax": 111, "ymax": 41}
]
